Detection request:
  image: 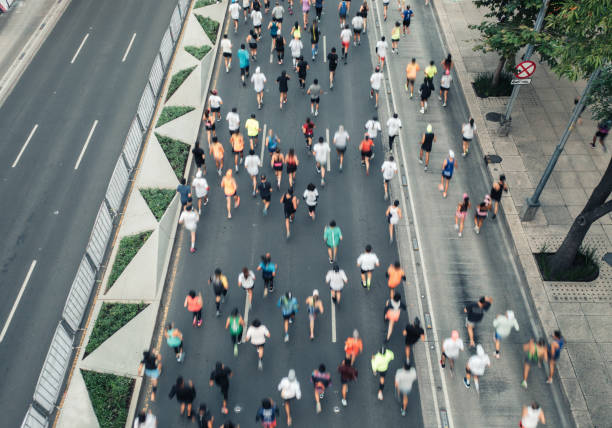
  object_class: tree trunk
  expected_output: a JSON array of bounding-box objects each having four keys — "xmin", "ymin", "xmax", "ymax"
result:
[
  {"xmin": 548, "ymin": 159, "xmax": 612, "ymax": 276},
  {"xmin": 492, "ymin": 57, "xmax": 507, "ymax": 87}
]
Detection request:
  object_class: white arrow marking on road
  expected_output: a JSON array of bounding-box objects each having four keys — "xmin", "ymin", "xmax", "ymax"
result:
[
  {"xmin": 330, "ymin": 291, "xmax": 336, "ymax": 343},
  {"xmin": 12, "ymin": 124, "xmax": 38, "ymax": 168},
  {"xmin": 122, "ymin": 33, "xmax": 137, "ymax": 62},
  {"xmin": 70, "ymin": 33, "xmax": 89, "ymax": 64},
  {"xmin": 0, "ymin": 260, "xmax": 37, "ymax": 343},
  {"xmin": 74, "ymin": 119, "xmax": 98, "ymax": 170}
]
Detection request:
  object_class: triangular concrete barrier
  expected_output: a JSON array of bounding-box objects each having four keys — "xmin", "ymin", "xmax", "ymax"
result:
[
  {"xmin": 101, "ymin": 229, "xmax": 159, "ymax": 301},
  {"xmin": 155, "ymin": 108, "xmax": 201, "ymax": 146},
  {"xmin": 56, "ymin": 369, "xmax": 100, "ymax": 428},
  {"xmin": 173, "ymin": 46, "xmax": 200, "ymax": 72},
  {"xmin": 166, "ymin": 62, "xmax": 202, "ymax": 108},
  {"xmin": 118, "ymin": 189, "xmax": 159, "ymax": 239},
  {"xmin": 136, "ymin": 134, "xmax": 179, "ymax": 190},
  {"xmin": 183, "ymin": 12, "xmax": 211, "ymax": 48},
  {"xmin": 195, "ymin": 0, "xmax": 228, "ymax": 24},
  {"xmin": 80, "ymin": 302, "xmax": 160, "ymax": 377},
  {"xmin": 157, "ymin": 195, "xmax": 181, "ymax": 293}
]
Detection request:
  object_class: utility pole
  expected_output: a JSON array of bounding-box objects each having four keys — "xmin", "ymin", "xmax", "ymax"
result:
[
  {"xmin": 521, "ymin": 67, "xmax": 601, "ymax": 221},
  {"xmin": 499, "ymin": 0, "xmax": 550, "ymax": 136}
]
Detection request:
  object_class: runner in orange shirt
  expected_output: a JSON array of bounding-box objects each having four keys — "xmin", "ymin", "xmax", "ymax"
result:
[
  {"xmin": 405, "ymin": 57, "xmax": 420, "ymax": 98},
  {"xmin": 230, "ymin": 132, "xmax": 245, "ymax": 173},
  {"xmin": 221, "ymin": 169, "xmax": 240, "ymax": 219},
  {"xmin": 358, "ymin": 135, "xmax": 375, "ymax": 175},
  {"xmin": 210, "ymin": 136, "xmax": 225, "ymax": 176},
  {"xmin": 386, "ymin": 261, "xmax": 406, "ymax": 300},
  {"xmin": 344, "ymin": 329, "xmax": 363, "ymax": 366}
]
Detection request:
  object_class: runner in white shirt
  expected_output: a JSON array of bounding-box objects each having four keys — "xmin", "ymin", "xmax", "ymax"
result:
[
  {"xmin": 376, "ymin": 36, "xmax": 388, "ymax": 69},
  {"xmin": 229, "ymin": 1, "xmax": 241, "ymax": 33},
  {"xmin": 312, "ymin": 137, "xmax": 331, "ymax": 186},
  {"xmin": 369, "ymin": 66, "xmax": 383, "ymax": 107},
  {"xmin": 463, "ymin": 344, "xmax": 490, "ymax": 392},
  {"xmin": 238, "ymin": 266, "xmax": 256, "ymax": 306},
  {"xmin": 220, "ymin": 34, "xmax": 233, "ymax": 72},
  {"xmin": 461, "ymin": 117, "xmax": 477, "ymax": 157},
  {"xmin": 191, "ymin": 170, "xmax": 209, "ymax": 214},
  {"xmin": 356, "ymin": 244, "xmax": 380, "ymax": 289},
  {"xmin": 226, "ymin": 108, "xmax": 240, "ymax": 134},
  {"xmin": 439, "ymin": 72, "xmax": 452, "ymax": 107},
  {"xmin": 440, "ymin": 330, "xmax": 464, "ymax": 372},
  {"xmin": 208, "ymin": 90, "xmax": 223, "ymax": 122},
  {"xmin": 333, "ymin": 125, "xmax": 350, "ymax": 171},
  {"xmin": 521, "ymin": 403, "xmax": 546, "ymax": 428},
  {"xmin": 245, "ymin": 319, "xmax": 271, "ymax": 370},
  {"xmin": 326, "ymin": 263, "xmax": 348, "ymax": 304},
  {"xmin": 289, "ymin": 38, "xmax": 303, "ymax": 68},
  {"xmin": 386, "ymin": 113, "xmax": 402, "ymax": 150},
  {"xmin": 302, "ymin": 183, "xmax": 319, "ymax": 220},
  {"xmin": 242, "ymin": 0, "xmax": 251, "ymax": 22},
  {"xmin": 244, "ymin": 149, "xmax": 262, "ymax": 195},
  {"xmin": 277, "ymin": 369, "xmax": 301, "ymax": 426},
  {"xmin": 351, "ymin": 13, "xmax": 364, "ymax": 45},
  {"xmin": 178, "ymin": 205, "xmax": 199, "ymax": 253},
  {"xmin": 271, "ymin": 2, "xmax": 285, "ymax": 31},
  {"xmin": 365, "ymin": 116, "xmax": 382, "ymax": 157},
  {"xmin": 340, "ymin": 25, "xmax": 352, "ymax": 63},
  {"xmin": 380, "ymin": 156, "xmax": 398, "ymax": 200},
  {"xmin": 394, "ymin": 363, "xmax": 417, "ymax": 417},
  {"xmin": 251, "ymin": 9, "xmax": 263, "ymax": 37},
  {"xmin": 251, "ymin": 66, "xmax": 267, "ymax": 109}
]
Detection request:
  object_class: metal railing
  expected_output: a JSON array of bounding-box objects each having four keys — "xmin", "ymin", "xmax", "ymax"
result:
[
  {"xmin": 20, "ymin": 406, "xmax": 48, "ymax": 428},
  {"xmin": 61, "ymin": 256, "xmax": 96, "ymax": 333},
  {"xmin": 85, "ymin": 202, "xmax": 113, "ymax": 270}
]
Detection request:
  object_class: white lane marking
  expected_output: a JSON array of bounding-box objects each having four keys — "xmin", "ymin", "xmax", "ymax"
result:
[
  {"xmin": 326, "ymin": 128, "xmax": 331, "ymax": 172},
  {"xmin": 260, "ymin": 123, "xmax": 267, "ymax": 163},
  {"xmin": 243, "ymin": 292, "xmax": 250, "ymax": 334},
  {"xmin": 330, "ymin": 291, "xmax": 336, "ymax": 343},
  {"xmin": 121, "ymin": 33, "xmax": 137, "ymax": 62},
  {"xmin": 70, "ymin": 33, "xmax": 89, "ymax": 64},
  {"xmin": 323, "ymin": 35, "xmax": 327, "ymax": 62},
  {"xmin": 74, "ymin": 120, "xmax": 98, "ymax": 170},
  {"xmin": 12, "ymin": 124, "xmax": 38, "ymax": 168},
  {"xmin": 371, "ymin": 0, "xmax": 451, "ymax": 426},
  {"xmin": 0, "ymin": 260, "xmax": 37, "ymax": 343}
]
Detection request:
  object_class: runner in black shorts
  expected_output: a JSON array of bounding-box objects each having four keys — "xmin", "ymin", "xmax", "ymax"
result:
[
  {"xmin": 327, "ymin": 47, "xmax": 338, "ymax": 89},
  {"xmin": 209, "ymin": 268, "xmax": 229, "ymax": 317},
  {"xmin": 247, "ymin": 29, "xmax": 258, "ymax": 59}
]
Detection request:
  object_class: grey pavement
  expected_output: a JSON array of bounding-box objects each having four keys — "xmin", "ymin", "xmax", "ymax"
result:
[{"xmin": 0, "ymin": 0, "xmax": 178, "ymax": 425}]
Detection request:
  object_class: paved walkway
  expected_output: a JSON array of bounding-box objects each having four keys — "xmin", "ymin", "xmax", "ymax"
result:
[{"xmin": 432, "ymin": 0, "xmax": 612, "ymax": 426}]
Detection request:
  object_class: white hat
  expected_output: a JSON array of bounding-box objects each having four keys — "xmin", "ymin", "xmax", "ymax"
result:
[
  {"xmin": 288, "ymin": 369, "xmax": 296, "ymax": 381},
  {"xmin": 196, "ymin": 170, "xmax": 202, "ymax": 178},
  {"xmin": 506, "ymin": 310, "xmax": 515, "ymax": 321},
  {"xmin": 449, "ymin": 150, "xmax": 455, "ymax": 158},
  {"xmin": 426, "ymin": 124, "xmax": 433, "ymax": 133},
  {"xmin": 313, "ymin": 289, "xmax": 319, "ymax": 296},
  {"xmin": 476, "ymin": 344, "xmax": 485, "ymax": 356},
  {"xmin": 256, "ymin": 66, "xmax": 261, "ymax": 73}
]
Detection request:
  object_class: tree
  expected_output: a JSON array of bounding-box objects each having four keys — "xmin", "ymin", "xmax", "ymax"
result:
[
  {"xmin": 585, "ymin": 64, "xmax": 612, "ymax": 122},
  {"xmin": 539, "ymin": 0, "xmax": 612, "ymax": 277},
  {"xmin": 469, "ymin": 0, "xmax": 544, "ymax": 86}
]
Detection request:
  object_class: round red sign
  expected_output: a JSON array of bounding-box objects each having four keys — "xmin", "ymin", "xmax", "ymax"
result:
[{"xmin": 514, "ymin": 60, "xmax": 536, "ymax": 79}]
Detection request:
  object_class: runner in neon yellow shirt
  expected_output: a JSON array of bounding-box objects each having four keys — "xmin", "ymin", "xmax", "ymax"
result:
[{"xmin": 245, "ymin": 114, "xmax": 260, "ymax": 150}]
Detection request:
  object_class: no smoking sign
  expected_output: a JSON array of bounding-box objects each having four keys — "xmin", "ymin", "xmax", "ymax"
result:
[{"xmin": 514, "ymin": 60, "xmax": 536, "ymax": 79}]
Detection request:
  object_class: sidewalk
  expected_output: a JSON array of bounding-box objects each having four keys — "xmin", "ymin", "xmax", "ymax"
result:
[{"xmin": 431, "ymin": 0, "xmax": 612, "ymax": 426}]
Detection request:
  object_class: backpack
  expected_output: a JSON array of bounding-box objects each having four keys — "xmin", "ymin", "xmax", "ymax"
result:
[{"xmin": 339, "ymin": 1, "xmax": 347, "ymax": 16}]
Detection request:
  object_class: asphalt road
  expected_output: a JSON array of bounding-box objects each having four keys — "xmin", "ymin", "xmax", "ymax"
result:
[
  {"xmin": 142, "ymin": 1, "xmax": 574, "ymax": 428},
  {"xmin": 0, "ymin": 0, "xmax": 178, "ymax": 424}
]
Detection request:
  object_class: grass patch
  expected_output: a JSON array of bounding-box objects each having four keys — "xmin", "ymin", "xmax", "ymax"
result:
[
  {"xmin": 156, "ymin": 106, "xmax": 195, "ymax": 128},
  {"xmin": 195, "ymin": 15, "xmax": 220, "ymax": 44},
  {"xmin": 185, "ymin": 44, "xmax": 212, "ymax": 60},
  {"xmin": 140, "ymin": 188, "xmax": 176, "ymax": 221},
  {"xmin": 107, "ymin": 231, "xmax": 153, "ymax": 290},
  {"xmin": 195, "ymin": 0, "xmax": 216, "ymax": 7},
  {"xmin": 472, "ymin": 71, "xmax": 513, "ymax": 98},
  {"xmin": 166, "ymin": 66, "xmax": 196, "ymax": 101},
  {"xmin": 82, "ymin": 370, "xmax": 134, "ymax": 428},
  {"xmin": 535, "ymin": 245, "xmax": 600, "ymax": 282},
  {"xmin": 85, "ymin": 303, "xmax": 147, "ymax": 356},
  {"xmin": 155, "ymin": 133, "xmax": 190, "ymax": 180}
]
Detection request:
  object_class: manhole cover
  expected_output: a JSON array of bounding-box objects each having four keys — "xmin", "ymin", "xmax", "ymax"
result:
[
  {"xmin": 484, "ymin": 154, "xmax": 502, "ymax": 164},
  {"xmin": 485, "ymin": 112, "xmax": 502, "ymax": 122}
]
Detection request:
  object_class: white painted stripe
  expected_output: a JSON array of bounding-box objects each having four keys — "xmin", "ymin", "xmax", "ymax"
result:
[
  {"xmin": 323, "ymin": 35, "xmax": 327, "ymax": 62},
  {"xmin": 243, "ymin": 292, "xmax": 250, "ymax": 334},
  {"xmin": 326, "ymin": 128, "xmax": 331, "ymax": 172},
  {"xmin": 74, "ymin": 120, "xmax": 98, "ymax": 170},
  {"xmin": 12, "ymin": 124, "xmax": 38, "ymax": 168},
  {"xmin": 70, "ymin": 33, "xmax": 89, "ymax": 64},
  {"xmin": 121, "ymin": 33, "xmax": 137, "ymax": 62},
  {"xmin": 330, "ymin": 291, "xmax": 336, "ymax": 343},
  {"xmin": 0, "ymin": 260, "xmax": 37, "ymax": 343},
  {"xmin": 260, "ymin": 123, "xmax": 267, "ymax": 163}
]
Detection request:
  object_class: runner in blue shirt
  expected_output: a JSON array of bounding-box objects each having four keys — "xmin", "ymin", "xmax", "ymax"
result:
[
  {"xmin": 238, "ymin": 44, "xmax": 250, "ymax": 86},
  {"xmin": 402, "ymin": 6, "xmax": 414, "ymax": 35},
  {"xmin": 257, "ymin": 252, "xmax": 277, "ymax": 295},
  {"xmin": 278, "ymin": 291, "xmax": 298, "ymax": 342},
  {"xmin": 255, "ymin": 398, "xmax": 279, "ymax": 427}
]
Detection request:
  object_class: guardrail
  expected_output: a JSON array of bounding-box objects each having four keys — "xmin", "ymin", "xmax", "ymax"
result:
[{"xmin": 20, "ymin": 0, "xmax": 192, "ymax": 425}]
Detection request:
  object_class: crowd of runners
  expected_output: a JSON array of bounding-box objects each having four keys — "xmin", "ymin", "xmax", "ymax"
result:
[{"xmin": 134, "ymin": 0, "xmax": 556, "ymax": 427}]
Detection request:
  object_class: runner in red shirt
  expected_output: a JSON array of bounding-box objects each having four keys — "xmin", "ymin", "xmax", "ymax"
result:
[{"xmin": 358, "ymin": 134, "xmax": 375, "ymax": 175}]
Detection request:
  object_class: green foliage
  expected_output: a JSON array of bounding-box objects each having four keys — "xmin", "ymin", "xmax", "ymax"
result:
[
  {"xmin": 195, "ymin": 15, "xmax": 220, "ymax": 44},
  {"xmin": 157, "ymin": 106, "xmax": 195, "ymax": 128},
  {"xmin": 155, "ymin": 133, "xmax": 190, "ymax": 180},
  {"xmin": 140, "ymin": 188, "xmax": 176, "ymax": 221},
  {"xmin": 85, "ymin": 303, "xmax": 147, "ymax": 356},
  {"xmin": 542, "ymin": 0, "xmax": 612, "ymax": 80},
  {"xmin": 472, "ymin": 71, "xmax": 513, "ymax": 97},
  {"xmin": 166, "ymin": 66, "xmax": 196, "ymax": 101},
  {"xmin": 585, "ymin": 65, "xmax": 612, "ymax": 122},
  {"xmin": 82, "ymin": 370, "xmax": 134, "ymax": 428},
  {"xmin": 107, "ymin": 231, "xmax": 153, "ymax": 289},
  {"xmin": 536, "ymin": 245, "xmax": 600, "ymax": 282},
  {"xmin": 185, "ymin": 44, "xmax": 212, "ymax": 60},
  {"xmin": 195, "ymin": 0, "xmax": 216, "ymax": 7}
]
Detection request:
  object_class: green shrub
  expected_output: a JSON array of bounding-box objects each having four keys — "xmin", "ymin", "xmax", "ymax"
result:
[
  {"xmin": 195, "ymin": 0, "xmax": 216, "ymax": 7},
  {"xmin": 185, "ymin": 44, "xmax": 212, "ymax": 60},
  {"xmin": 166, "ymin": 66, "xmax": 196, "ymax": 101},
  {"xmin": 195, "ymin": 15, "xmax": 220, "ymax": 44},
  {"xmin": 82, "ymin": 370, "xmax": 134, "ymax": 428},
  {"xmin": 85, "ymin": 303, "xmax": 147, "ymax": 356},
  {"xmin": 107, "ymin": 231, "xmax": 153, "ymax": 289},
  {"xmin": 140, "ymin": 188, "xmax": 176, "ymax": 221},
  {"xmin": 535, "ymin": 245, "xmax": 600, "ymax": 282},
  {"xmin": 157, "ymin": 106, "xmax": 195, "ymax": 128},
  {"xmin": 155, "ymin": 133, "xmax": 190, "ymax": 180},
  {"xmin": 472, "ymin": 71, "xmax": 513, "ymax": 98}
]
